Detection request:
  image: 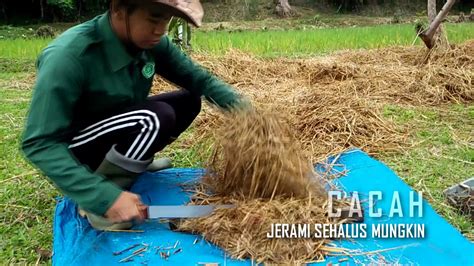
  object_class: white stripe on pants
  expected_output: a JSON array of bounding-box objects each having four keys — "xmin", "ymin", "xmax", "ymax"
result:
[{"xmin": 68, "ymin": 109, "xmax": 160, "ymax": 160}]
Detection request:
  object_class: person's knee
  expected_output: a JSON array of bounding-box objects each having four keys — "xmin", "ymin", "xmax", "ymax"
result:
[
  {"xmin": 184, "ymin": 91, "xmax": 202, "ymax": 117},
  {"xmin": 118, "ymin": 103, "xmax": 175, "ymax": 160},
  {"xmin": 149, "ymin": 101, "xmax": 176, "ymax": 133}
]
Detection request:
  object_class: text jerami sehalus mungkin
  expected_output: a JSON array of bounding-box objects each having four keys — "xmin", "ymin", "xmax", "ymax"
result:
[{"xmin": 267, "ymin": 191, "xmax": 425, "ymax": 239}]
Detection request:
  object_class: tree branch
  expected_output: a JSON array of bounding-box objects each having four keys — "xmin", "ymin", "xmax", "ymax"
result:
[{"xmin": 419, "ymin": 0, "xmax": 455, "ymax": 49}]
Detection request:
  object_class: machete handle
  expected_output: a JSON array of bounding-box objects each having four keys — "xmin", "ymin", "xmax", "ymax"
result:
[{"xmin": 139, "ymin": 204, "xmax": 149, "ymax": 220}]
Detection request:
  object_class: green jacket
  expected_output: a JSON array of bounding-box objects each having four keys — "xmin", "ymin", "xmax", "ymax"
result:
[{"xmin": 21, "ymin": 12, "xmax": 240, "ymax": 215}]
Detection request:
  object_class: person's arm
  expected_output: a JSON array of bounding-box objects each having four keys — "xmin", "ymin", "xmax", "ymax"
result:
[
  {"xmin": 21, "ymin": 47, "xmax": 122, "ymax": 216},
  {"xmin": 152, "ymin": 36, "xmax": 246, "ymax": 109}
]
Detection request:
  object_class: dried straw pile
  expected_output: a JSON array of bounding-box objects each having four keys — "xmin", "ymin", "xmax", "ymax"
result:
[
  {"xmin": 293, "ymin": 90, "xmax": 406, "ymax": 160},
  {"xmin": 177, "ymin": 109, "xmax": 349, "ymax": 264},
  {"xmin": 203, "ymin": 109, "xmax": 325, "ymax": 199},
  {"xmin": 179, "ymin": 196, "xmax": 346, "ymax": 264},
  {"xmin": 333, "ymin": 43, "xmax": 474, "ymax": 105},
  {"xmin": 152, "ymin": 41, "xmax": 473, "ymax": 161}
]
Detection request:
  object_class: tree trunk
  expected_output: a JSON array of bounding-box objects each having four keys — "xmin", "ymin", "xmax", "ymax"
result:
[
  {"xmin": 0, "ymin": 1, "xmax": 7, "ymax": 21},
  {"xmin": 40, "ymin": 0, "xmax": 44, "ymax": 20},
  {"xmin": 275, "ymin": 0, "xmax": 293, "ymax": 17},
  {"xmin": 427, "ymin": 0, "xmax": 436, "ymax": 23},
  {"xmin": 418, "ymin": 0, "xmax": 455, "ymax": 49},
  {"xmin": 427, "ymin": 0, "xmax": 443, "ymax": 47},
  {"xmin": 78, "ymin": 0, "xmax": 82, "ymax": 20}
]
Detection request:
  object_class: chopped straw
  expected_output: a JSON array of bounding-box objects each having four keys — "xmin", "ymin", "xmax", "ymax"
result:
[
  {"xmin": 177, "ymin": 109, "xmax": 351, "ymax": 264},
  {"xmin": 179, "ymin": 197, "xmax": 349, "ymax": 264},
  {"xmin": 203, "ymin": 108, "xmax": 326, "ymax": 199}
]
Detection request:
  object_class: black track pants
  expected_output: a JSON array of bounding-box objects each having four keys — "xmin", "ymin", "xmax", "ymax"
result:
[{"xmin": 69, "ymin": 90, "xmax": 201, "ymax": 171}]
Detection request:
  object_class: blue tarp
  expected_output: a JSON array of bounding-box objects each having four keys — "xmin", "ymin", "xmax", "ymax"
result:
[{"xmin": 53, "ymin": 150, "xmax": 474, "ymax": 265}]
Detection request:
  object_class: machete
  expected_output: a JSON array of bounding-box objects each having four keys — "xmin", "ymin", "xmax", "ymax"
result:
[{"xmin": 144, "ymin": 205, "xmax": 234, "ymax": 219}]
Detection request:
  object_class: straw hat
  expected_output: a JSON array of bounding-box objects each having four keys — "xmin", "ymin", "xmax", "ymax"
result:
[{"xmin": 149, "ymin": 0, "xmax": 204, "ymax": 27}]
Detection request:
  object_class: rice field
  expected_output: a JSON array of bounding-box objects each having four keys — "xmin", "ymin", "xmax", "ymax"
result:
[
  {"xmin": 193, "ymin": 23, "xmax": 474, "ymax": 56},
  {"xmin": 0, "ymin": 23, "xmax": 473, "ymax": 59}
]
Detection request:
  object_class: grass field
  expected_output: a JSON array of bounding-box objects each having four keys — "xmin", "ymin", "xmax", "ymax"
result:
[
  {"xmin": 0, "ymin": 22, "xmax": 473, "ymax": 263},
  {"xmin": 1, "ymin": 23, "xmax": 473, "ymax": 59},
  {"xmin": 193, "ymin": 23, "xmax": 474, "ymax": 56}
]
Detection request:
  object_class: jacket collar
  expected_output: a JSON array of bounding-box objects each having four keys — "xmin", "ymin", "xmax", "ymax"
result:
[{"xmin": 97, "ymin": 12, "xmax": 134, "ymax": 72}]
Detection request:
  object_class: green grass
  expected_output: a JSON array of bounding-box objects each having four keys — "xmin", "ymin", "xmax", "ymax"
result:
[
  {"xmin": 380, "ymin": 104, "xmax": 474, "ymax": 238},
  {"xmin": 0, "ymin": 38, "xmax": 51, "ymax": 59},
  {"xmin": 192, "ymin": 23, "xmax": 474, "ymax": 56},
  {"xmin": 1, "ymin": 23, "xmax": 473, "ymax": 59},
  {"xmin": 0, "ymin": 79, "xmax": 56, "ymax": 264}
]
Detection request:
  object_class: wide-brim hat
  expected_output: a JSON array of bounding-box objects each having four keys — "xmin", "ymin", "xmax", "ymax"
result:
[{"xmin": 150, "ymin": 0, "xmax": 204, "ymax": 27}]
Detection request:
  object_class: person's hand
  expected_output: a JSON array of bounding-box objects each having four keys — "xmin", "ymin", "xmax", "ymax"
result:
[
  {"xmin": 227, "ymin": 96, "xmax": 252, "ymax": 112},
  {"xmin": 105, "ymin": 191, "xmax": 147, "ymax": 223},
  {"xmin": 236, "ymin": 97, "xmax": 253, "ymax": 111}
]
